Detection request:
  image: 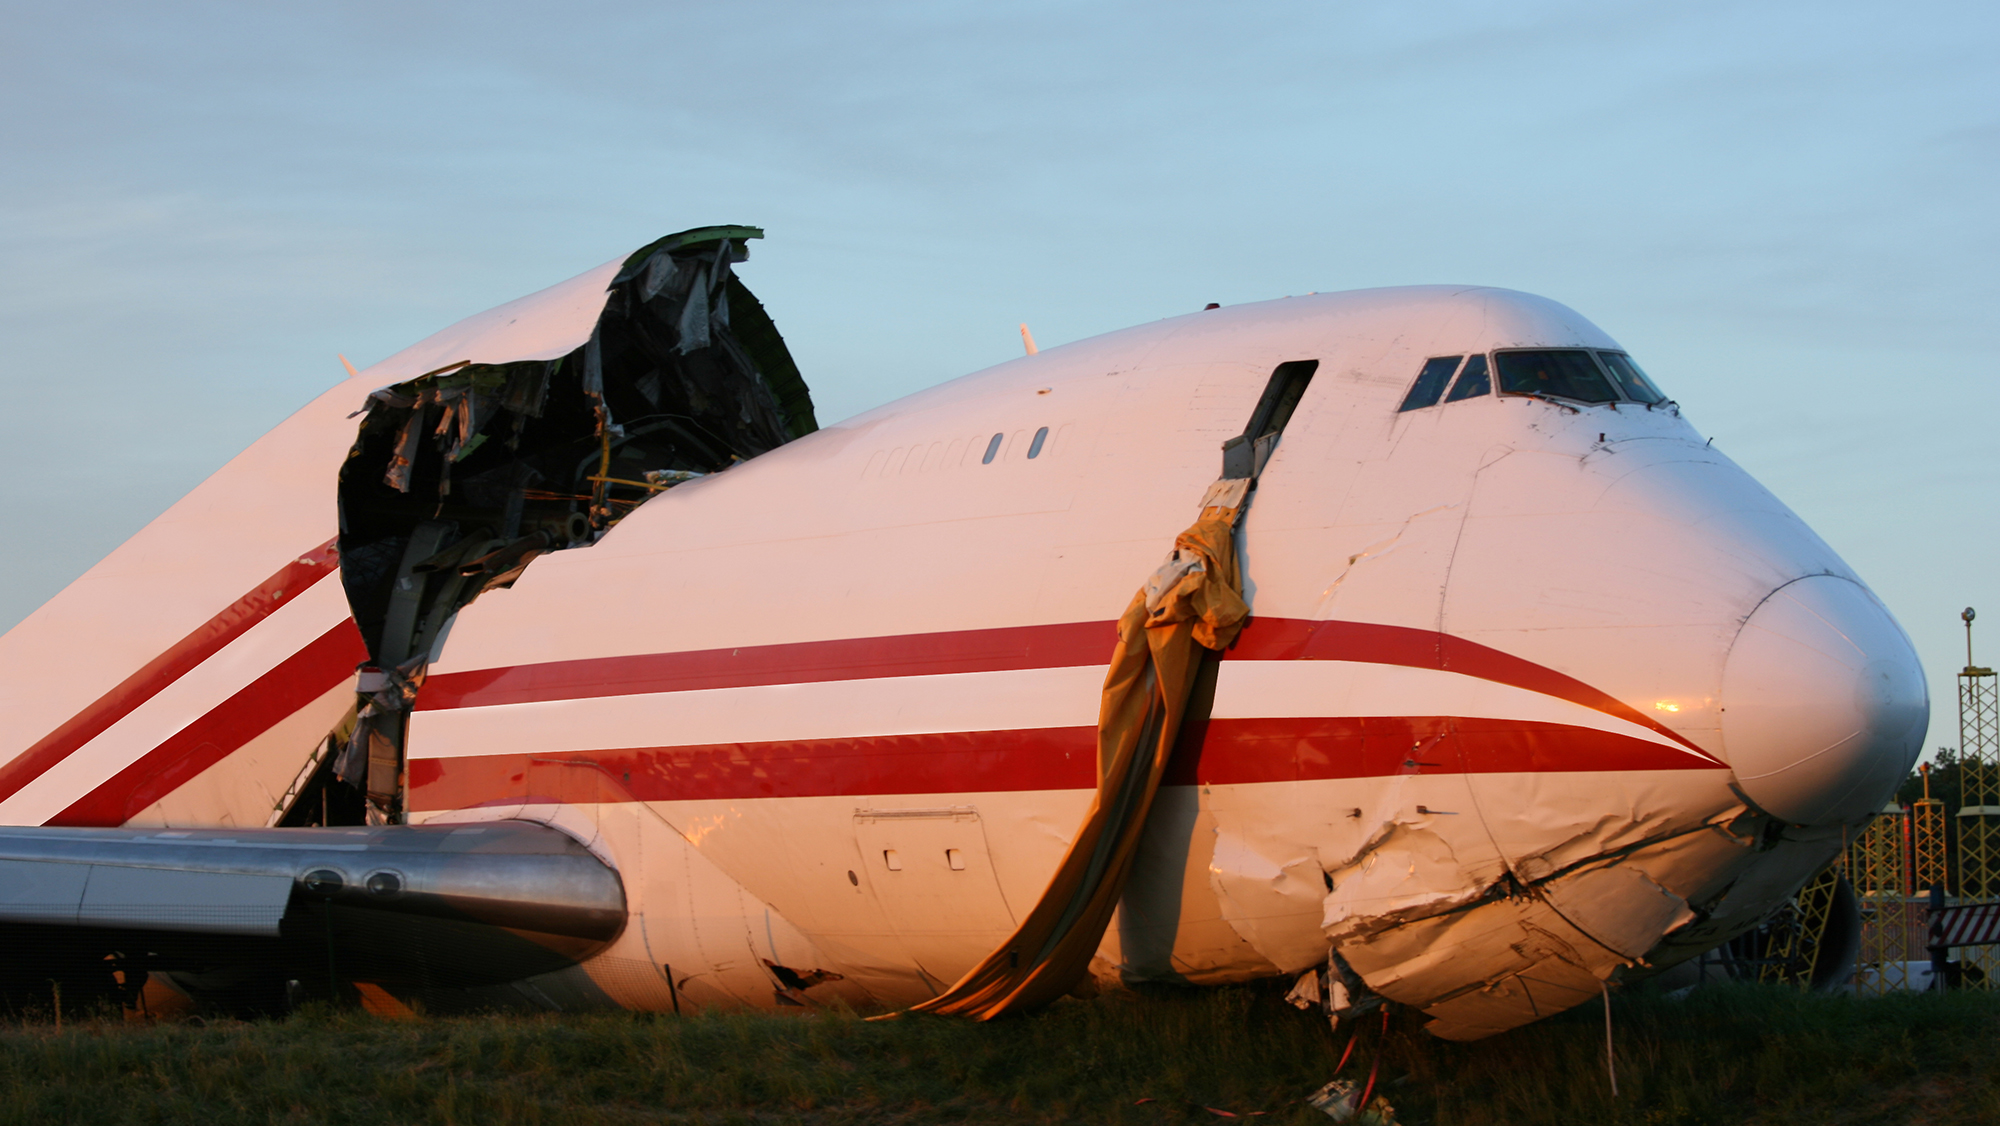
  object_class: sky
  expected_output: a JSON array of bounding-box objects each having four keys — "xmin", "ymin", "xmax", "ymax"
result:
[{"xmin": 2, "ymin": 1, "xmax": 1995, "ymax": 757}]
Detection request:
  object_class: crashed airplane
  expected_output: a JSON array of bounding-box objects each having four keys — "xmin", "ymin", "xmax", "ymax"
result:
[{"xmin": 0, "ymin": 227, "xmax": 1927, "ymax": 1037}]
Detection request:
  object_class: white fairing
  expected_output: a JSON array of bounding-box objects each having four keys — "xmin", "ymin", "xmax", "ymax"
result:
[
  {"xmin": 0, "ymin": 268, "xmax": 1929, "ymax": 1039},
  {"xmin": 1721, "ymin": 576, "xmax": 1928, "ymax": 825}
]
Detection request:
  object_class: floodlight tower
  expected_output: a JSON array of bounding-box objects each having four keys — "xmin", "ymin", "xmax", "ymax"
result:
[
  {"xmin": 1912, "ymin": 764, "xmax": 1948, "ymax": 898},
  {"xmin": 1956, "ymin": 608, "xmax": 1999, "ymax": 987},
  {"xmin": 1851, "ymin": 802, "xmax": 1911, "ymax": 994}
]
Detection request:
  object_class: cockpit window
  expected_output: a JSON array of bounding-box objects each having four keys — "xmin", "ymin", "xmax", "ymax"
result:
[
  {"xmin": 1443, "ymin": 353, "xmax": 1490, "ymax": 402},
  {"xmin": 1494, "ymin": 349, "xmax": 1618, "ymax": 404},
  {"xmin": 1398, "ymin": 356, "xmax": 1462, "ymax": 412},
  {"xmin": 1597, "ymin": 352, "xmax": 1667, "ymax": 404},
  {"xmin": 1402, "ymin": 348, "xmax": 1667, "ymax": 413}
]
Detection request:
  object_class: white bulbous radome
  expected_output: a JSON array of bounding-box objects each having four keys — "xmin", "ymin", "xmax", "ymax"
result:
[{"xmin": 1720, "ymin": 576, "xmax": 1928, "ymax": 826}]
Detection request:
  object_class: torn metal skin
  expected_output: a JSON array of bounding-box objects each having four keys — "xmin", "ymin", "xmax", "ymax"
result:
[
  {"xmin": 300, "ymin": 227, "xmax": 818, "ymax": 826},
  {"xmin": 1208, "ymin": 775, "xmax": 1847, "ymax": 1039}
]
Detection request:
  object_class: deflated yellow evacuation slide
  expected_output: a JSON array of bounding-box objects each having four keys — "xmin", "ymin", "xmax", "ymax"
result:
[{"xmin": 908, "ymin": 477, "xmax": 1252, "ymax": 1019}]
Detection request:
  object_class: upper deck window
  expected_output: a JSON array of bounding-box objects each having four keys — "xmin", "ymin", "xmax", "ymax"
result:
[
  {"xmin": 1398, "ymin": 356, "xmax": 1462, "ymax": 412},
  {"xmin": 1494, "ymin": 349, "xmax": 1618, "ymax": 404},
  {"xmin": 1597, "ymin": 352, "xmax": 1667, "ymax": 404}
]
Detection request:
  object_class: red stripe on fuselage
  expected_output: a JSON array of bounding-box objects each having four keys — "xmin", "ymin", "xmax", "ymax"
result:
[
  {"xmin": 0, "ymin": 539, "xmax": 344, "ymax": 807},
  {"xmin": 415, "ymin": 620, "xmax": 1119, "ymax": 710},
  {"xmin": 418, "ymin": 616, "xmax": 1710, "ymax": 759},
  {"xmin": 27, "ymin": 588, "xmax": 1716, "ymax": 823},
  {"xmin": 406, "ymin": 716, "xmax": 1720, "ymax": 811},
  {"xmin": 1227, "ymin": 619, "xmax": 1707, "ymax": 756},
  {"xmin": 46, "ymin": 619, "xmax": 367, "ymax": 827}
]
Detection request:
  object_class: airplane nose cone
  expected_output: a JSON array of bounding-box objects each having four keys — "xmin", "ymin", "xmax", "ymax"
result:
[{"xmin": 1720, "ymin": 576, "xmax": 1928, "ymax": 825}]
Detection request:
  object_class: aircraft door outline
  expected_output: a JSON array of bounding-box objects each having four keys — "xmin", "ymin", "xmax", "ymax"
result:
[{"xmin": 852, "ymin": 805, "xmax": 1018, "ymax": 992}]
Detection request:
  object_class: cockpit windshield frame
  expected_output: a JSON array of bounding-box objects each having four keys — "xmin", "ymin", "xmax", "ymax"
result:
[
  {"xmin": 1492, "ymin": 349, "xmax": 1619, "ymax": 404},
  {"xmin": 1596, "ymin": 351, "xmax": 1668, "ymax": 405},
  {"xmin": 1395, "ymin": 347, "xmax": 1672, "ymax": 414},
  {"xmin": 1489, "ymin": 348, "xmax": 1669, "ymax": 408}
]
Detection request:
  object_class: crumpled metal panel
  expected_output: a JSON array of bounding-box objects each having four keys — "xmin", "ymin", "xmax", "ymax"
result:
[
  {"xmin": 1205, "ymin": 826, "xmax": 1327, "ymax": 973},
  {"xmin": 1320, "ymin": 823, "xmax": 1491, "ymax": 945},
  {"xmin": 1324, "ymin": 811, "xmax": 1788, "ymax": 1039},
  {"xmin": 1115, "ymin": 790, "xmax": 1280, "ymax": 985},
  {"xmin": 1539, "ymin": 861, "xmax": 1697, "ymax": 960},
  {"xmin": 1193, "ymin": 761, "xmax": 1784, "ymax": 1039}
]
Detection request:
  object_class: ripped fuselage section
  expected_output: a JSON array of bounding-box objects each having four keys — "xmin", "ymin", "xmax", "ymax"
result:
[{"xmin": 303, "ymin": 228, "xmax": 819, "ymax": 825}]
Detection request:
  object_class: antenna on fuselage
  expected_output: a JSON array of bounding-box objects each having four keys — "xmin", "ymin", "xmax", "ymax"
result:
[
  {"xmin": 1019, "ymin": 324, "xmax": 1038, "ymax": 356},
  {"xmin": 339, "ymin": 354, "xmax": 360, "ymax": 378}
]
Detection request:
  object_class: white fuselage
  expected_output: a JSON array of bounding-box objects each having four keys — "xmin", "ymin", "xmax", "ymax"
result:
[
  {"xmin": 401, "ymin": 285, "xmax": 1924, "ymax": 1037},
  {"xmin": 0, "ymin": 278, "xmax": 1927, "ymax": 1039}
]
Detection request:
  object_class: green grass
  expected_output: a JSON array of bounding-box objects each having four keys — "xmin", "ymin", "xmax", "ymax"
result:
[{"xmin": 1, "ymin": 982, "xmax": 1995, "ymax": 1125}]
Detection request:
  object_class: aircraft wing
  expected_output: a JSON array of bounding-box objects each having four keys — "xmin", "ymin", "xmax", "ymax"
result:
[{"xmin": 0, "ymin": 820, "xmax": 624, "ymax": 1010}]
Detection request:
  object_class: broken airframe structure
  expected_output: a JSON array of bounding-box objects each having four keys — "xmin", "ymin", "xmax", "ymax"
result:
[
  {"xmin": 271, "ymin": 234, "xmax": 1819, "ymax": 1037},
  {"xmin": 289, "ymin": 227, "xmax": 817, "ymax": 826}
]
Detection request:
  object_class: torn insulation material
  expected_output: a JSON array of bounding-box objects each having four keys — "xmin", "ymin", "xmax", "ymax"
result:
[{"xmin": 309, "ymin": 227, "xmax": 818, "ymax": 825}]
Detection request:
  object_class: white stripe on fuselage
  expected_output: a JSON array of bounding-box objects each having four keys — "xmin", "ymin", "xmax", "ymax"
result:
[
  {"xmin": 1212, "ymin": 660, "xmax": 1704, "ymax": 758},
  {"xmin": 0, "ymin": 578, "xmax": 355, "ymax": 826},
  {"xmin": 404, "ymin": 659, "xmax": 1691, "ymax": 761}
]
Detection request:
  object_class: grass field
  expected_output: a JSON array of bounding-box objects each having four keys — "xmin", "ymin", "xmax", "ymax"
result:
[{"xmin": 0, "ymin": 981, "xmax": 1994, "ymax": 1125}]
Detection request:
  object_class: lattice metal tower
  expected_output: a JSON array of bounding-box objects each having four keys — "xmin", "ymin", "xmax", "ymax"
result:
[
  {"xmin": 1913, "ymin": 800, "xmax": 1948, "ymax": 896},
  {"xmin": 1851, "ymin": 807, "xmax": 1912, "ymax": 994},
  {"xmin": 1956, "ymin": 607, "xmax": 1999, "ymax": 986},
  {"xmin": 1760, "ymin": 865, "xmax": 1843, "ymax": 989}
]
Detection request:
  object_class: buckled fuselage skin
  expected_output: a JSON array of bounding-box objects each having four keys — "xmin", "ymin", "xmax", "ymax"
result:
[
  {"xmin": 0, "ymin": 275, "xmax": 1926, "ymax": 1036},
  {"xmin": 405, "ymin": 285, "xmax": 1923, "ymax": 1036}
]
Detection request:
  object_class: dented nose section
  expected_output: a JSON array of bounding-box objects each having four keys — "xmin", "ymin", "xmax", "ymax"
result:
[{"xmin": 1720, "ymin": 575, "xmax": 1928, "ymax": 826}]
